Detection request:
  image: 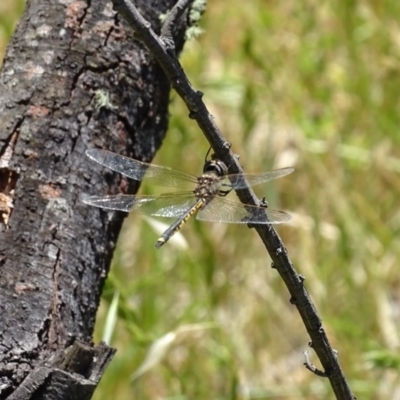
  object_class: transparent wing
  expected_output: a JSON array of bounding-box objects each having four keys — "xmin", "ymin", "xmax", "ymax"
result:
[
  {"xmin": 219, "ymin": 167, "xmax": 294, "ymax": 191},
  {"xmin": 82, "ymin": 192, "xmax": 198, "ymax": 218},
  {"xmin": 196, "ymin": 196, "xmax": 291, "ymax": 224},
  {"xmin": 86, "ymin": 149, "xmax": 198, "ymax": 189}
]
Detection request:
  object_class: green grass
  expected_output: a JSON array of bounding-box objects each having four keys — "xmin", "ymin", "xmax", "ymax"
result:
[{"xmin": 2, "ymin": 1, "xmax": 400, "ymax": 399}]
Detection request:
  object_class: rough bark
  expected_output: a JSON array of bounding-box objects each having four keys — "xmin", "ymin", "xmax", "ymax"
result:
[{"xmin": 0, "ymin": 0, "xmax": 187, "ymax": 398}]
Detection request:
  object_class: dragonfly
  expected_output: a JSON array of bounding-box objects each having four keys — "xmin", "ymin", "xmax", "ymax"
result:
[{"xmin": 83, "ymin": 149, "xmax": 294, "ymax": 248}]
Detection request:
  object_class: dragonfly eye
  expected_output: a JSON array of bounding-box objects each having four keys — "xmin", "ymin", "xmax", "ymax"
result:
[{"xmin": 203, "ymin": 159, "xmax": 228, "ymax": 176}]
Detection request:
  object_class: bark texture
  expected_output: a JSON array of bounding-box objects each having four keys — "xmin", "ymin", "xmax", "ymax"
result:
[{"xmin": 0, "ymin": 0, "xmax": 187, "ymax": 398}]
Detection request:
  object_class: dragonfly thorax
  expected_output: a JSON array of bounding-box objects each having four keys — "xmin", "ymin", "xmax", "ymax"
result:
[{"xmin": 193, "ymin": 174, "xmax": 222, "ymax": 200}]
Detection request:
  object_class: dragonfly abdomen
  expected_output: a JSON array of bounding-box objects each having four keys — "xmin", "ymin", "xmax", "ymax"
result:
[{"xmin": 155, "ymin": 198, "xmax": 207, "ymax": 249}]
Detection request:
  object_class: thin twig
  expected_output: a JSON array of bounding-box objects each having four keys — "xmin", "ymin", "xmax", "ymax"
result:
[
  {"xmin": 160, "ymin": 0, "xmax": 192, "ymax": 51},
  {"xmin": 304, "ymin": 350, "xmax": 328, "ymax": 377},
  {"xmin": 111, "ymin": 1, "xmax": 356, "ymax": 399}
]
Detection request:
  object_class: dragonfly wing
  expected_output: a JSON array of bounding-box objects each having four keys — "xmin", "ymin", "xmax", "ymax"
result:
[
  {"xmin": 82, "ymin": 193, "xmax": 198, "ymax": 218},
  {"xmin": 86, "ymin": 149, "xmax": 197, "ymax": 188},
  {"xmin": 82, "ymin": 194, "xmax": 138, "ymax": 212},
  {"xmin": 219, "ymin": 167, "xmax": 294, "ymax": 191},
  {"xmin": 196, "ymin": 196, "xmax": 291, "ymax": 224}
]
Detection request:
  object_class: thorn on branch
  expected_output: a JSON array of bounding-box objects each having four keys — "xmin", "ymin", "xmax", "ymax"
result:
[
  {"xmin": 259, "ymin": 197, "xmax": 269, "ymax": 208},
  {"xmin": 186, "ymin": 90, "xmax": 204, "ymax": 111},
  {"xmin": 275, "ymin": 246, "xmax": 287, "ymax": 256},
  {"xmin": 304, "ymin": 350, "xmax": 328, "ymax": 378},
  {"xmin": 222, "ymin": 142, "xmax": 231, "ymax": 151},
  {"xmin": 298, "ymin": 274, "xmax": 306, "ymax": 283}
]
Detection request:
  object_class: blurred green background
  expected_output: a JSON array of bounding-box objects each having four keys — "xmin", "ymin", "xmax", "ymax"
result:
[{"xmin": 2, "ymin": 1, "xmax": 400, "ymax": 399}]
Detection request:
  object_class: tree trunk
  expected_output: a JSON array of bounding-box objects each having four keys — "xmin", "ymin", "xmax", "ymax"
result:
[{"xmin": 0, "ymin": 0, "xmax": 187, "ymax": 398}]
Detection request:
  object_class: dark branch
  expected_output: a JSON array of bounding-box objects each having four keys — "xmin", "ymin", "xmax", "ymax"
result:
[
  {"xmin": 113, "ymin": 0, "xmax": 230, "ymax": 157},
  {"xmin": 111, "ymin": 1, "xmax": 356, "ymax": 399}
]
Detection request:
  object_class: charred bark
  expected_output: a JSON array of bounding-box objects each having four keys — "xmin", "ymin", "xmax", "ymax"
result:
[{"xmin": 0, "ymin": 0, "xmax": 188, "ymax": 398}]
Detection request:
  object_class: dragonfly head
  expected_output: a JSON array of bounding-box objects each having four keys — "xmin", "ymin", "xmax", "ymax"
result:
[{"xmin": 203, "ymin": 158, "xmax": 228, "ymax": 177}]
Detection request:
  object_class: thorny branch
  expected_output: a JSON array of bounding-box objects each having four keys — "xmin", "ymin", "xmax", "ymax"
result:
[{"xmin": 112, "ymin": 0, "xmax": 356, "ymax": 399}]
